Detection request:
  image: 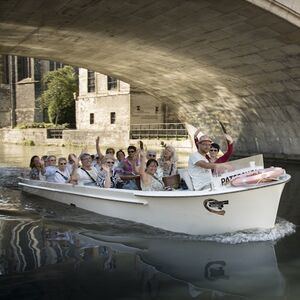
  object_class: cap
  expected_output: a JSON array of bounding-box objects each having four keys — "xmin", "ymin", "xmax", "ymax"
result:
[{"xmin": 199, "ymin": 135, "xmax": 212, "ymax": 143}]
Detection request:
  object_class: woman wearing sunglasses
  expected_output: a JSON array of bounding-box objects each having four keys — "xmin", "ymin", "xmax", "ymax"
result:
[
  {"xmin": 54, "ymin": 157, "xmax": 71, "ymax": 183},
  {"xmin": 208, "ymin": 134, "xmax": 233, "ymax": 164},
  {"xmin": 96, "ymin": 155, "xmax": 124, "ymax": 188}
]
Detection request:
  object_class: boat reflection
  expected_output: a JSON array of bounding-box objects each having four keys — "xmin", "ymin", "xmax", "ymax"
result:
[{"xmin": 0, "ymin": 219, "xmax": 285, "ymax": 299}]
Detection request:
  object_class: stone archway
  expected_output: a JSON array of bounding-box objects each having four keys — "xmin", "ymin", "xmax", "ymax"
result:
[{"xmin": 0, "ymin": 0, "xmax": 299, "ymax": 158}]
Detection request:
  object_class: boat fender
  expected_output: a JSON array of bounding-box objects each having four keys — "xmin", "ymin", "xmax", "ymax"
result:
[
  {"xmin": 230, "ymin": 167, "xmax": 285, "ymax": 187},
  {"xmin": 203, "ymin": 199, "xmax": 229, "ymax": 216}
]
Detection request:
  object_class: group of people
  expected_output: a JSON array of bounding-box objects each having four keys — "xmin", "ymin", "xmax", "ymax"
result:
[{"xmin": 29, "ymin": 129, "xmax": 234, "ymax": 192}]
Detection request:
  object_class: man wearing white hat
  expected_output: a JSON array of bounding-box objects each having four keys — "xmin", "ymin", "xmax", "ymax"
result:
[{"xmin": 188, "ymin": 135, "xmax": 222, "ymax": 190}]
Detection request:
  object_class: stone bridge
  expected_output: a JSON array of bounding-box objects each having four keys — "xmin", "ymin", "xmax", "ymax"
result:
[{"xmin": 0, "ymin": 0, "xmax": 299, "ymax": 158}]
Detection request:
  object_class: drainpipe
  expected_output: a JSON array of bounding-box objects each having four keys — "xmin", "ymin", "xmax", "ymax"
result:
[{"xmin": 9, "ymin": 55, "xmax": 16, "ymax": 128}]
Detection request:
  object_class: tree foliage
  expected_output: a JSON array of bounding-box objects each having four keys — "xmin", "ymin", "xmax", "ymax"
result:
[{"xmin": 41, "ymin": 66, "xmax": 78, "ymax": 126}]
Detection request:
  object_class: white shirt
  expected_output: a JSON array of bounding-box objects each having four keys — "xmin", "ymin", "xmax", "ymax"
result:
[
  {"xmin": 77, "ymin": 166, "xmax": 98, "ymax": 186},
  {"xmin": 44, "ymin": 166, "xmax": 58, "ymax": 182},
  {"xmin": 66, "ymin": 162, "xmax": 75, "ymax": 174},
  {"xmin": 188, "ymin": 152, "xmax": 212, "ymax": 190},
  {"xmin": 54, "ymin": 169, "xmax": 71, "ymax": 184}
]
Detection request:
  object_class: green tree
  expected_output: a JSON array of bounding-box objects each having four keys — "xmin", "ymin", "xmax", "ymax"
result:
[{"xmin": 41, "ymin": 66, "xmax": 78, "ymax": 126}]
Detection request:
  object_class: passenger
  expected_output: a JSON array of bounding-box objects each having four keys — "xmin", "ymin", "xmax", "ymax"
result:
[
  {"xmin": 146, "ymin": 150, "xmax": 157, "ymax": 160},
  {"xmin": 114, "ymin": 149, "xmax": 126, "ymax": 174},
  {"xmin": 41, "ymin": 155, "xmax": 49, "ymax": 167},
  {"xmin": 157, "ymin": 145, "xmax": 177, "ymax": 177},
  {"xmin": 29, "ymin": 155, "xmax": 42, "ymax": 180},
  {"xmin": 66, "ymin": 153, "xmax": 77, "ymax": 174},
  {"xmin": 193, "ymin": 127, "xmax": 204, "ymax": 150},
  {"xmin": 54, "ymin": 157, "xmax": 71, "ymax": 183},
  {"xmin": 119, "ymin": 145, "xmax": 139, "ymax": 190},
  {"xmin": 208, "ymin": 134, "xmax": 233, "ymax": 163},
  {"xmin": 105, "ymin": 148, "xmax": 115, "ymax": 157},
  {"xmin": 94, "ymin": 155, "xmax": 102, "ymax": 172},
  {"xmin": 188, "ymin": 135, "xmax": 230, "ymax": 190},
  {"xmin": 76, "ymin": 153, "xmax": 98, "ymax": 186},
  {"xmin": 95, "ymin": 136, "xmax": 116, "ymax": 161},
  {"xmin": 42, "ymin": 155, "xmax": 58, "ymax": 182},
  {"xmin": 96, "ymin": 155, "xmax": 123, "ymax": 188},
  {"xmin": 139, "ymin": 150, "xmax": 165, "ymax": 191},
  {"xmin": 194, "ymin": 127, "xmax": 234, "ymax": 164}
]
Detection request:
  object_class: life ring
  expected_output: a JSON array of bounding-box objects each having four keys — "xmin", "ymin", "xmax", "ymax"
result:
[{"xmin": 230, "ymin": 167, "xmax": 285, "ymax": 187}]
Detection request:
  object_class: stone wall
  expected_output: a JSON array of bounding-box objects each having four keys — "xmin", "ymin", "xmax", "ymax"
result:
[
  {"xmin": 0, "ymin": 84, "xmax": 11, "ymax": 127},
  {"xmin": 130, "ymin": 92, "xmax": 164, "ymax": 124},
  {"xmin": 0, "ymin": 128, "xmax": 48, "ymax": 144},
  {"xmin": 0, "ymin": 128, "xmax": 193, "ymax": 153},
  {"xmin": 15, "ymin": 78, "xmax": 36, "ymax": 124},
  {"xmin": 76, "ymin": 94, "xmax": 130, "ymax": 133},
  {"xmin": 0, "ymin": 55, "xmax": 11, "ymax": 127}
]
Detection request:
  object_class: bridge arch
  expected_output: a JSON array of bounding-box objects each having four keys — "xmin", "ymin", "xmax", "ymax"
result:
[{"xmin": 0, "ymin": 0, "xmax": 299, "ymax": 158}]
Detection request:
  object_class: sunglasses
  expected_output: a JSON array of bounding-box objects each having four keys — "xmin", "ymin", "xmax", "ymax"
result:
[
  {"xmin": 210, "ymin": 149, "xmax": 218, "ymax": 152},
  {"xmin": 106, "ymin": 161, "xmax": 114, "ymax": 164},
  {"xmin": 50, "ymin": 159, "xmax": 56, "ymax": 162},
  {"xmin": 128, "ymin": 150, "xmax": 135, "ymax": 153},
  {"xmin": 148, "ymin": 154, "xmax": 156, "ymax": 157},
  {"xmin": 60, "ymin": 162, "xmax": 67, "ymax": 165}
]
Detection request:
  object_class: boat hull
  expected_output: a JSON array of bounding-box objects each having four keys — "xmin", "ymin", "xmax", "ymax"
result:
[{"xmin": 18, "ymin": 175, "xmax": 290, "ymax": 235}]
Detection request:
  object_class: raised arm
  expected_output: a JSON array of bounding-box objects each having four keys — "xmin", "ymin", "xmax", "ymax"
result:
[
  {"xmin": 138, "ymin": 150, "xmax": 147, "ymax": 182},
  {"xmin": 216, "ymin": 134, "xmax": 234, "ymax": 163},
  {"xmin": 95, "ymin": 136, "xmax": 104, "ymax": 160},
  {"xmin": 102, "ymin": 164, "xmax": 112, "ymax": 188},
  {"xmin": 69, "ymin": 155, "xmax": 79, "ymax": 184}
]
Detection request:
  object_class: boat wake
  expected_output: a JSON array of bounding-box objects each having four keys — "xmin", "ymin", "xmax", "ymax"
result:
[{"xmin": 165, "ymin": 218, "xmax": 296, "ymax": 244}]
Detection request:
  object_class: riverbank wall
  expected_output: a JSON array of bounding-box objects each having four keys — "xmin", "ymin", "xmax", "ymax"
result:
[
  {"xmin": 0, "ymin": 128, "xmax": 193, "ymax": 152},
  {"xmin": 1, "ymin": 128, "xmax": 299, "ymax": 160}
]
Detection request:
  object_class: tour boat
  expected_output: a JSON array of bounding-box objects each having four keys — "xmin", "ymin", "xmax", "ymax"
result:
[{"xmin": 18, "ymin": 155, "xmax": 290, "ymax": 235}]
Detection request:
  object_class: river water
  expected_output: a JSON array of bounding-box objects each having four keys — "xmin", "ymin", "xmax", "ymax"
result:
[{"xmin": 0, "ymin": 144, "xmax": 299, "ymax": 299}]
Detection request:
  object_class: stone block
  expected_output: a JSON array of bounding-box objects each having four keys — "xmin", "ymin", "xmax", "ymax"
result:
[
  {"xmin": 258, "ymin": 61, "xmax": 285, "ymax": 72},
  {"xmin": 287, "ymin": 68, "xmax": 300, "ymax": 79},
  {"xmin": 281, "ymin": 44, "xmax": 300, "ymax": 55}
]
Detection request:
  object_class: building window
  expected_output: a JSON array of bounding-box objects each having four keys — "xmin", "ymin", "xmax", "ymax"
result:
[
  {"xmin": 136, "ymin": 106, "xmax": 140, "ymax": 111},
  {"xmin": 49, "ymin": 61, "xmax": 64, "ymax": 71},
  {"xmin": 107, "ymin": 76, "xmax": 117, "ymax": 90},
  {"xmin": 49, "ymin": 61, "xmax": 55, "ymax": 71},
  {"xmin": 17, "ymin": 56, "xmax": 31, "ymax": 81},
  {"xmin": 110, "ymin": 112, "xmax": 116, "ymax": 124},
  {"xmin": 90, "ymin": 113, "xmax": 94, "ymax": 124},
  {"xmin": 155, "ymin": 106, "xmax": 159, "ymax": 113},
  {"xmin": 87, "ymin": 70, "xmax": 95, "ymax": 93}
]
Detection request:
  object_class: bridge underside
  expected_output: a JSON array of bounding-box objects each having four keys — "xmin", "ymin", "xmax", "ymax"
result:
[{"xmin": 0, "ymin": 0, "xmax": 299, "ymax": 158}]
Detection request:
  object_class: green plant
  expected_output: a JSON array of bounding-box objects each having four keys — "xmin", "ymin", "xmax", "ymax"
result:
[
  {"xmin": 41, "ymin": 66, "xmax": 78, "ymax": 126},
  {"xmin": 16, "ymin": 122, "xmax": 70, "ymax": 129},
  {"xmin": 22, "ymin": 139, "xmax": 35, "ymax": 146}
]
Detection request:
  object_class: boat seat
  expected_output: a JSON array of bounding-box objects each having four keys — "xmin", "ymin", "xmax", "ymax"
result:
[{"xmin": 178, "ymin": 169, "xmax": 194, "ymax": 191}]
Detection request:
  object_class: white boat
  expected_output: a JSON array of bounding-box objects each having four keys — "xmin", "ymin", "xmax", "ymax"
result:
[{"xmin": 18, "ymin": 155, "xmax": 290, "ymax": 235}]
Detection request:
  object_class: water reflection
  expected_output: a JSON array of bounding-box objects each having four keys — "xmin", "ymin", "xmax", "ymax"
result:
[{"xmin": 0, "ymin": 219, "xmax": 286, "ymax": 299}]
